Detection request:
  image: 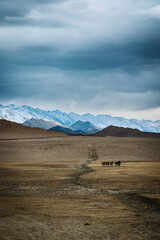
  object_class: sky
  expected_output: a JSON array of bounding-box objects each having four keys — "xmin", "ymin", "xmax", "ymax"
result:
[{"xmin": 0, "ymin": 0, "xmax": 160, "ymax": 120}]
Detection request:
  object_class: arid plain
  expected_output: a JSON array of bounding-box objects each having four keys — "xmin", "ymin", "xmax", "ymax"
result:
[{"xmin": 0, "ymin": 123, "xmax": 160, "ymax": 239}]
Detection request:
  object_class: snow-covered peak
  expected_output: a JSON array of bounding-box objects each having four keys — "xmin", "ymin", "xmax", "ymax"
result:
[
  {"xmin": 0, "ymin": 104, "xmax": 4, "ymax": 108},
  {"xmin": 0, "ymin": 104, "xmax": 159, "ymax": 133},
  {"xmin": 6, "ymin": 104, "xmax": 19, "ymax": 108}
]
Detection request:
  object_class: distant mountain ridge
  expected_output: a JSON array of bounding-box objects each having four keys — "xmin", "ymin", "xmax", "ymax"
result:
[
  {"xmin": 0, "ymin": 104, "xmax": 160, "ymax": 133},
  {"xmin": 23, "ymin": 119, "xmax": 99, "ymax": 135},
  {"xmin": 94, "ymin": 125, "xmax": 160, "ymax": 138},
  {"xmin": 70, "ymin": 120, "xmax": 99, "ymax": 134},
  {"xmin": 23, "ymin": 118, "xmax": 61, "ymax": 129},
  {"xmin": 50, "ymin": 126, "xmax": 87, "ymax": 135},
  {"xmin": 0, "ymin": 119, "xmax": 65, "ymax": 139}
]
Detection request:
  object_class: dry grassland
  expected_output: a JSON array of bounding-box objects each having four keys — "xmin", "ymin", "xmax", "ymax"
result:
[{"xmin": 0, "ymin": 136, "xmax": 160, "ymax": 240}]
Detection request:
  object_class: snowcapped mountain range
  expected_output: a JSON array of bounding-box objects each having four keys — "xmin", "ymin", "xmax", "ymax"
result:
[{"xmin": 0, "ymin": 104, "xmax": 160, "ymax": 133}]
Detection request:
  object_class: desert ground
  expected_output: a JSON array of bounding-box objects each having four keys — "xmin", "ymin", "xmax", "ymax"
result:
[{"xmin": 0, "ymin": 135, "xmax": 160, "ymax": 240}]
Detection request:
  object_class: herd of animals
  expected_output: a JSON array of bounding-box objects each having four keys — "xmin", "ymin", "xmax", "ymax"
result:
[{"xmin": 102, "ymin": 161, "xmax": 121, "ymax": 166}]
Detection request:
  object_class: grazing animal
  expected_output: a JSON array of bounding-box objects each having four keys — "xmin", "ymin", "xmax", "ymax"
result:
[
  {"xmin": 102, "ymin": 161, "xmax": 109, "ymax": 166},
  {"xmin": 102, "ymin": 161, "xmax": 120, "ymax": 167},
  {"xmin": 115, "ymin": 161, "xmax": 121, "ymax": 166}
]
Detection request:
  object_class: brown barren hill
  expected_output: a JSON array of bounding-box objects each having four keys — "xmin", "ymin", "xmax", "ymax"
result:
[
  {"xmin": 0, "ymin": 119, "xmax": 66, "ymax": 139},
  {"xmin": 93, "ymin": 125, "xmax": 160, "ymax": 138}
]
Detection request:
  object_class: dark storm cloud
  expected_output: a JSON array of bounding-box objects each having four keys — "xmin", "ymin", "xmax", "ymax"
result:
[
  {"xmin": 0, "ymin": 0, "xmax": 65, "ymax": 21},
  {"xmin": 0, "ymin": 0, "xmax": 160, "ymax": 119},
  {"xmin": 3, "ymin": 33, "xmax": 160, "ymax": 72},
  {"xmin": 1, "ymin": 61, "xmax": 160, "ymax": 111}
]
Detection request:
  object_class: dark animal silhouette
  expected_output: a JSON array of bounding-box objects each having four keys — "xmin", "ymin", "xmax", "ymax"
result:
[
  {"xmin": 102, "ymin": 161, "xmax": 112, "ymax": 166},
  {"xmin": 115, "ymin": 161, "xmax": 121, "ymax": 166},
  {"xmin": 102, "ymin": 161, "xmax": 121, "ymax": 166}
]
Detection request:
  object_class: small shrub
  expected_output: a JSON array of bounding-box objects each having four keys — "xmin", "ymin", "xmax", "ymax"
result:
[{"xmin": 88, "ymin": 145, "xmax": 98, "ymax": 160}]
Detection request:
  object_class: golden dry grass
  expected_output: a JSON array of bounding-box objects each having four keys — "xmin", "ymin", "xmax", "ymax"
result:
[
  {"xmin": 0, "ymin": 136, "xmax": 160, "ymax": 239},
  {"xmin": 82, "ymin": 161, "xmax": 160, "ymax": 192}
]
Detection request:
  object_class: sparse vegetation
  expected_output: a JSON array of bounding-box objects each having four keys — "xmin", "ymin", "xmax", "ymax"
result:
[
  {"xmin": 0, "ymin": 136, "xmax": 160, "ymax": 239},
  {"xmin": 88, "ymin": 144, "xmax": 98, "ymax": 160}
]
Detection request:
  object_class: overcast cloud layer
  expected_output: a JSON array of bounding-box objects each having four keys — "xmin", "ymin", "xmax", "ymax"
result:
[{"xmin": 0, "ymin": 0, "xmax": 160, "ymax": 120}]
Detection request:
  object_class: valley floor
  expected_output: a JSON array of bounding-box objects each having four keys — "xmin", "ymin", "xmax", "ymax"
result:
[{"xmin": 0, "ymin": 136, "xmax": 160, "ymax": 240}]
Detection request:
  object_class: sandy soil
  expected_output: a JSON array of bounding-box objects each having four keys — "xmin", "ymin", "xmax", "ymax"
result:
[
  {"xmin": 0, "ymin": 136, "xmax": 160, "ymax": 240},
  {"xmin": 0, "ymin": 119, "xmax": 65, "ymax": 139}
]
